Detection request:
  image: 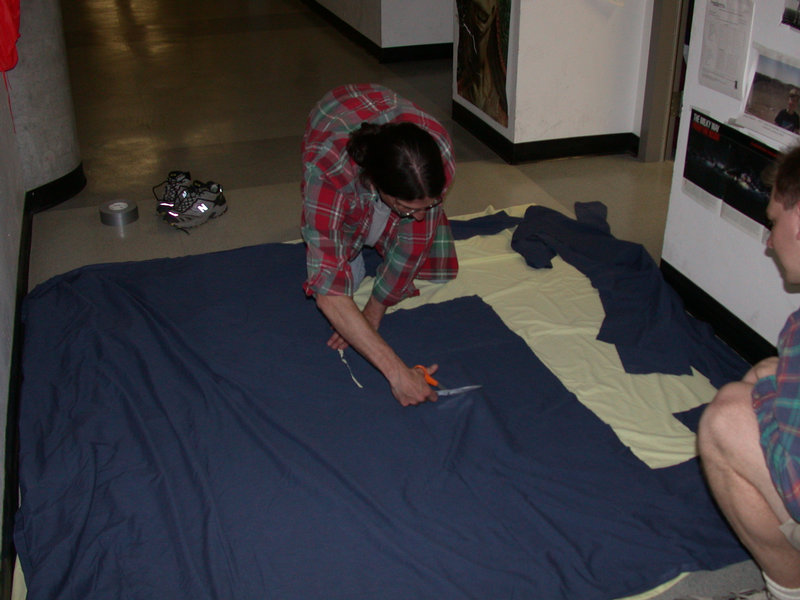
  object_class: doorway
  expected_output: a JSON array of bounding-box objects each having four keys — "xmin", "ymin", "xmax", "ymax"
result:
[{"xmin": 639, "ymin": 0, "xmax": 693, "ymax": 162}]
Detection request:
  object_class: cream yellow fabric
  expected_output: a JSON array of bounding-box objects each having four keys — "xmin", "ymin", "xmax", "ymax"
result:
[{"xmin": 354, "ymin": 204, "xmax": 717, "ymax": 469}]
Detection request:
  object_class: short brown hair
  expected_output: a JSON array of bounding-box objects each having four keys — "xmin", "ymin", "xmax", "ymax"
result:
[{"xmin": 772, "ymin": 145, "xmax": 800, "ymax": 209}]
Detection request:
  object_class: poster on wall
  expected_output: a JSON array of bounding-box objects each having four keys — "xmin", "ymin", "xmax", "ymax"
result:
[
  {"xmin": 734, "ymin": 45, "xmax": 800, "ymax": 147},
  {"xmin": 698, "ymin": 0, "xmax": 754, "ymax": 100},
  {"xmin": 781, "ymin": 0, "xmax": 800, "ymax": 31},
  {"xmin": 456, "ymin": 0, "xmax": 510, "ymax": 127},
  {"xmin": 683, "ymin": 109, "xmax": 778, "ymax": 233}
]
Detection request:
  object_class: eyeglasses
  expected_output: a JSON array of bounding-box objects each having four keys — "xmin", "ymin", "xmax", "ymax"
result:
[{"xmin": 392, "ymin": 197, "xmax": 443, "ymax": 218}]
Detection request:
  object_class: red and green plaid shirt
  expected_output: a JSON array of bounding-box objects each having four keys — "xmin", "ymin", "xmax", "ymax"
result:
[
  {"xmin": 300, "ymin": 83, "xmax": 458, "ymax": 307},
  {"xmin": 753, "ymin": 307, "xmax": 800, "ymax": 520}
]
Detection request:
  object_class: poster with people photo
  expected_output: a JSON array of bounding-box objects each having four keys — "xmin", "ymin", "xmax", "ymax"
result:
[
  {"xmin": 456, "ymin": 0, "xmax": 511, "ymax": 127},
  {"xmin": 734, "ymin": 46, "xmax": 800, "ymax": 147}
]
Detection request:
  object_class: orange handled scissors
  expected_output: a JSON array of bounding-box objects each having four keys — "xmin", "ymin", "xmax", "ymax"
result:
[{"xmin": 413, "ymin": 365, "xmax": 482, "ymax": 397}]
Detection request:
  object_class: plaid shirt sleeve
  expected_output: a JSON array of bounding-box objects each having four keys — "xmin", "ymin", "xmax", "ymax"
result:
[
  {"xmin": 753, "ymin": 307, "xmax": 800, "ymax": 520},
  {"xmin": 300, "ymin": 85, "xmax": 376, "ymax": 298},
  {"xmin": 301, "ymin": 166, "xmax": 366, "ymax": 299}
]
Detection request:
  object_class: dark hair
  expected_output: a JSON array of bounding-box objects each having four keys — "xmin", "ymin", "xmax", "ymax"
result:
[
  {"xmin": 346, "ymin": 121, "xmax": 446, "ymax": 200},
  {"xmin": 772, "ymin": 145, "xmax": 800, "ymax": 209}
]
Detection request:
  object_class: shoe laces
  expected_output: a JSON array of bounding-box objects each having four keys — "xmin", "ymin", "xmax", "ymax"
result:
[
  {"xmin": 164, "ymin": 175, "xmax": 190, "ymax": 203},
  {"xmin": 172, "ymin": 186, "xmax": 199, "ymax": 213},
  {"xmin": 152, "ymin": 171, "xmax": 191, "ymax": 204}
]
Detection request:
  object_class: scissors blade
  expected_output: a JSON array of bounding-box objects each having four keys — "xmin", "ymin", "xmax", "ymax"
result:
[{"xmin": 436, "ymin": 385, "xmax": 482, "ymax": 397}]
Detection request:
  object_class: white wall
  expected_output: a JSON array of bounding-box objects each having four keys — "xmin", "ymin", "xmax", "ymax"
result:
[
  {"xmin": 472, "ymin": 0, "xmax": 652, "ymax": 143},
  {"xmin": 662, "ymin": 0, "xmax": 798, "ymax": 343},
  {"xmin": 381, "ymin": 1, "xmax": 453, "ymax": 48},
  {"xmin": 314, "ymin": 0, "xmax": 453, "ymax": 48},
  {"xmin": 0, "ymin": 78, "xmax": 25, "ymax": 535},
  {"xmin": 8, "ymin": 0, "xmax": 80, "ymax": 192}
]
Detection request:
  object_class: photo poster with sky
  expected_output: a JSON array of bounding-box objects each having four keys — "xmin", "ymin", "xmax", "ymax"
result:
[
  {"xmin": 456, "ymin": 0, "xmax": 511, "ymax": 127},
  {"xmin": 684, "ymin": 109, "xmax": 779, "ymax": 228},
  {"xmin": 734, "ymin": 46, "xmax": 800, "ymax": 146}
]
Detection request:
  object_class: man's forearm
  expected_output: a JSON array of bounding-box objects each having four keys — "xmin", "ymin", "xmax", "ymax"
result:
[
  {"xmin": 361, "ymin": 295, "xmax": 388, "ymax": 331},
  {"xmin": 316, "ymin": 294, "xmax": 403, "ymax": 380},
  {"xmin": 315, "ymin": 293, "xmax": 438, "ymax": 406}
]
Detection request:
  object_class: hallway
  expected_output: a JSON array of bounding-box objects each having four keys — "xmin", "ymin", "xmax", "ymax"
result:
[{"xmin": 30, "ymin": 0, "xmax": 672, "ymax": 288}]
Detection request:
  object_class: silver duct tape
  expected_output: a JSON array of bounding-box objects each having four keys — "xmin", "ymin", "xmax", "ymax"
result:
[{"xmin": 99, "ymin": 200, "xmax": 139, "ymax": 226}]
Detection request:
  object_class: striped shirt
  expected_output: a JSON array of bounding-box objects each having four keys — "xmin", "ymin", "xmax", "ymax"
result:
[
  {"xmin": 300, "ymin": 83, "xmax": 458, "ymax": 306},
  {"xmin": 753, "ymin": 307, "xmax": 800, "ymax": 519}
]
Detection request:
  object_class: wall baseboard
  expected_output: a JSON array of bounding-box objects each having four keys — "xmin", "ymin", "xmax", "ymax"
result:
[
  {"xmin": 379, "ymin": 43, "xmax": 451, "ymax": 63},
  {"xmin": 2, "ymin": 162, "xmax": 81, "ymax": 598},
  {"xmin": 25, "ymin": 163, "xmax": 86, "ymax": 213},
  {"xmin": 452, "ymin": 101, "xmax": 640, "ymax": 164},
  {"xmin": 660, "ymin": 260, "xmax": 776, "ymax": 365},
  {"xmin": 2, "ymin": 206, "xmax": 32, "ymax": 600},
  {"xmin": 302, "ymin": 0, "xmax": 452, "ymax": 63}
]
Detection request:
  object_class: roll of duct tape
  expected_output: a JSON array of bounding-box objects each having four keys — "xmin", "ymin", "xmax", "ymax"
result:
[{"xmin": 99, "ymin": 200, "xmax": 139, "ymax": 226}]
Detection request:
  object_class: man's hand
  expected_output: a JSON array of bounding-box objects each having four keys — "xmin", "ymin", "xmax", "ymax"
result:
[
  {"xmin": 389, "ymin": 363, "xmax": 439, "ymax": 406},
  {"xmin": 326, "ymin": 330, "xmax": 349, "ymax": 351},
  {"xmin": 315, "ymin": 294, "xmax": 436, "ymax": 406}
]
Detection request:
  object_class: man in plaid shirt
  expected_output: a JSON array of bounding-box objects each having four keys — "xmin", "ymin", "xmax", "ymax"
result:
[
  {"xmin": 698, "ymin": 145, "xmax": 800, "ymax": 600},
  {"xmin": 301, "ymin": 84, "xmax": 458, "ymax": 407}
]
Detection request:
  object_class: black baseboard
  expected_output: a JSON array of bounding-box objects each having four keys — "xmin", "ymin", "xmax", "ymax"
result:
[
  {"xmin": 452, "ymin": 101, "xmax": 640, "ymax": 164},
  {"xmin": 6, "ymin": 165, "xmax": 84, "ymax": 595},
  {"xmin": 379, "ymin": 43, "xmax": 451, "ymax": 63},
  {"xmin": 302, "ymin": 0, "xmax": 452, "ymax": 63},
  {"xmin": 2, "ymin": 205, "xmax": 32, "ymax": 600},
  {"xmin": 25, "ymin": 162, "xmax": 86, "ymax": 213},
  {"xmin": 660, "ymin": 260, "xmax": 776, "ymax": 365}
]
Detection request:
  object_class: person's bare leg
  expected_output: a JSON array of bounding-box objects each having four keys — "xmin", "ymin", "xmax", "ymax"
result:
[{"xmin": 698, "ymin": 381, "xmax": 800, "ymax": 587}]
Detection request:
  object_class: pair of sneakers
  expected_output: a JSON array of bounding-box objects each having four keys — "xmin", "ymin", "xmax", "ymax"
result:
[{"xmin": 153, "ymin": 171, "xmax": 227, "ymax": 231}]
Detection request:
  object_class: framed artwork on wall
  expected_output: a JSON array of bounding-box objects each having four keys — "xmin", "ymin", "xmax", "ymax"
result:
[{"xmin": 455, "ymin": 0, "xmax": 511, "ymax": 127}]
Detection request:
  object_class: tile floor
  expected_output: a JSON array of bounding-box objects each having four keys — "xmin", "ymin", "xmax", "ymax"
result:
[{"xmin": 25, "ymin": 0, "xmax": 762, "ymax": 597}]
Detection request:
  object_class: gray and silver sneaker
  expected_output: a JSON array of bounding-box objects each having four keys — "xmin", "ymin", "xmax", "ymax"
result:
[
  {"xmin": 162, "ymin": 180, "xmax": 227, "ymax": 230},
  {"xmin": 153, "ymin": 170, "xmax": 192, "ymax": 215}
]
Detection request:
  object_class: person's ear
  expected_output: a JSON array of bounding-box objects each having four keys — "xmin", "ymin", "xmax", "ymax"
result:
[{"xmin": 793, "ymin": 203, "xmax": 800, "ymax": 239}]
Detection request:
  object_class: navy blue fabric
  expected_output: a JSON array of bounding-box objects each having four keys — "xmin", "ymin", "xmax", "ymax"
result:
[
  {"xmin": 15, "ymin": 235, "xmax": 747, "ymax": 600},
  {"xmin": 511, "ymin": 203, "xmax": 750, "ymax": 387},
  {"xmin": 674, "ymin": 405, "xmax": 706, "ymax": 433},
  {"xmin": 450, "ymin": 210, "xmax": 522, "ymax": 240}
]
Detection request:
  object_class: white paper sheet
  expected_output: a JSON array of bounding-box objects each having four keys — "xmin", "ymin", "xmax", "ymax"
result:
[{"xmin": 698, "ymin": 0, "xmax": 754, "ymax": 99}]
